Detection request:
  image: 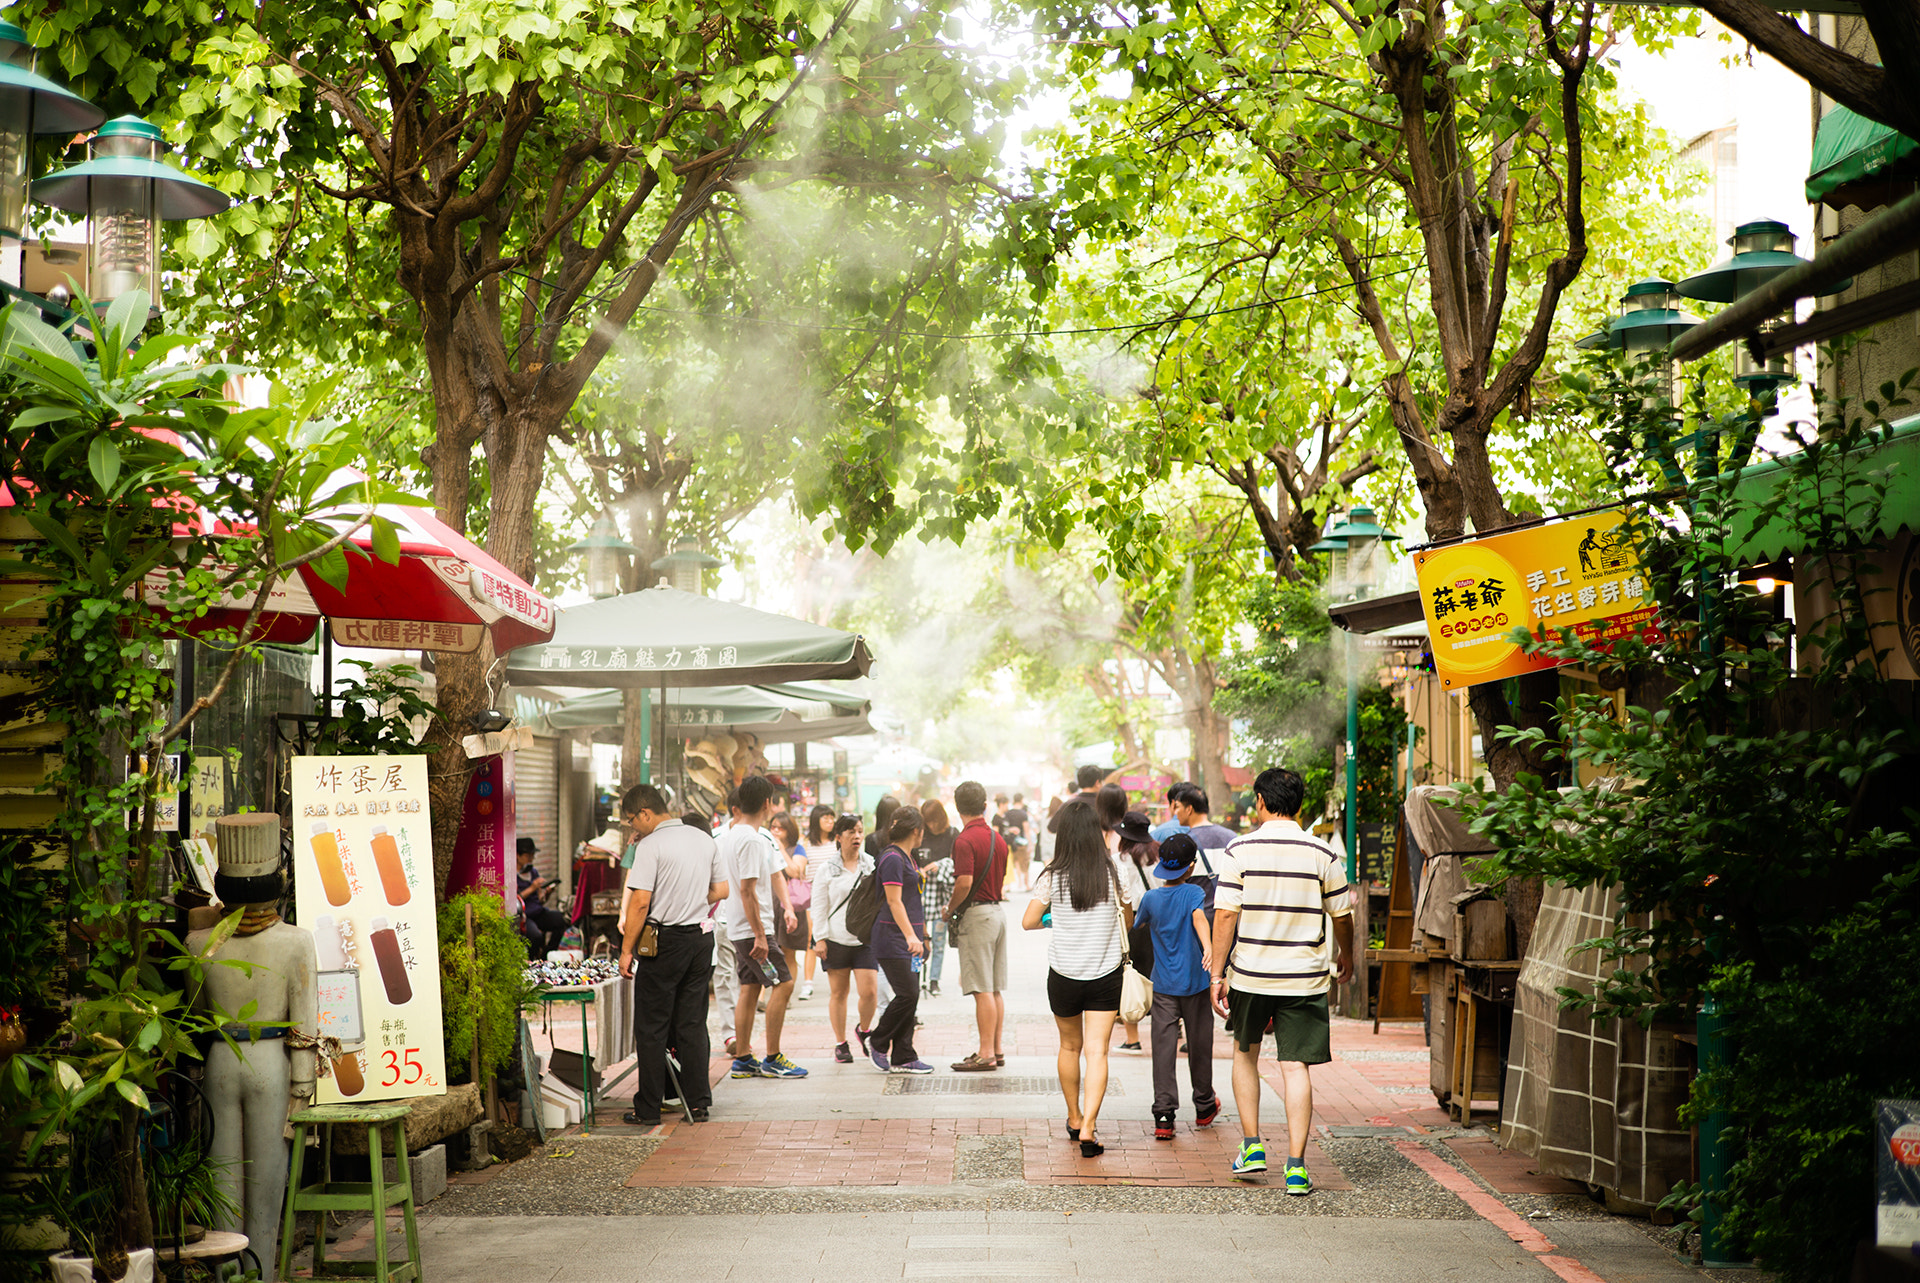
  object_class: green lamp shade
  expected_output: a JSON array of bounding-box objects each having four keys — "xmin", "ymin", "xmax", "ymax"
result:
[
  {"xmin": 1677, "ymin": 219, "xmax": 1851, "ymax": 303},
  {"xmin": 33, "ymin": 154, "xmax": 231, "ymax": 219}
]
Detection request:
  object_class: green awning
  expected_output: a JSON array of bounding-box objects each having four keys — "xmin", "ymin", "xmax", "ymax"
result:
[
  {"xmin": 1806, "ymin": 105, "xmax": 1920, "ymax": 204},
  {"xmin": 1726, "ymin": 413, "xmax": 1920, "ymax": 561}
]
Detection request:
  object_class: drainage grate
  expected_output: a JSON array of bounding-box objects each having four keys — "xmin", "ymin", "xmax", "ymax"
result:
[
  {"xmin": 1334, "ymin": 1049, "xmax": 1429, "ymax": 1063},
  {"xmin": 884, "ymin": 1075, "xmax": 1123, "ymax": 1096}
]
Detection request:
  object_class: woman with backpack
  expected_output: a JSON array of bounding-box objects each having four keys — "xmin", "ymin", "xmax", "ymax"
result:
[
  {"xmin": 811, "ymin": 813, "xmax": 878, "ymax": 1064},
  {"xmin": 866, "ymin": 806, "xmax": 934, "ymax": 1073},
  {"xmin": 1024, "ymin": 797, "xmax": 1135, "ymax": 1157}
]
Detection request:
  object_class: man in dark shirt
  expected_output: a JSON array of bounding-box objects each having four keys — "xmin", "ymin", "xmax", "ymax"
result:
[
  {"xmin": 517, "ymin": 837, "xmax": 569, "ymax": 957},
  {"xmin": 1046, "ymin": 765, "xmax": 1105, "ymax": 833},
  {"xmin": 1004, "ymin": 793, "xmax": 1032, "ymax": 892},
  {"xmin": 946, "ymin": 780, "xmax": 1009, "ymax": 1071}
]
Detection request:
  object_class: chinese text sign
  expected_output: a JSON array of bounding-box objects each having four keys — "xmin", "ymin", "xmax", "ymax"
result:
[
  {"xmin": 290, "ymin": 754, "xmax": 447, "ymax": 1104},
  {"xmin": 1413, "ymin": 509, "xmax": 1660, "ymax": 690},
  {"xmin": 447, "ymin": 752, "xmax": 516, "ymax": 918}
]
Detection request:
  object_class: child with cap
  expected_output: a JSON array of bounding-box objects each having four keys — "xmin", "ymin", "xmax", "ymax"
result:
[{"xmin": 1133, "ymin": 833, "xmax": 1221, "ymax": 1139}]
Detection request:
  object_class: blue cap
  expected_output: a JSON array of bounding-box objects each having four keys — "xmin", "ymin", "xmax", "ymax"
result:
[{"xmin": 1153, "ymin": 832, "xmax": 1200, "ymax": 881}]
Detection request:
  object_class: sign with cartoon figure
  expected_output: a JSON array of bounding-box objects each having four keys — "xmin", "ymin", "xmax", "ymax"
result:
[
  {"xmin": 1413, "ymin": 508, "xmax": 1661, "ymax": 689},
  {"xmin": 291, "ymin": 754, "xmax": 446, "ymax": 1103}
]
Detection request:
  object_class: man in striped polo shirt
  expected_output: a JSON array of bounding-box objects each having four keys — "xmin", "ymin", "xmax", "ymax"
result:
[{"xmin": 1209, "ymin": 766, "xmax": 1355, "ymax": 1191}]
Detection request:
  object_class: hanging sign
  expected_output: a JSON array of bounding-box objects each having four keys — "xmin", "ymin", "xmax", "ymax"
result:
[
  {"xmin": 1412, "ymin": 508, "xmax": 1661, "ymax": 690},
  {"xmin": 447, "ymin": 751, "xmax": 516, "ymax": 918},
  {"xmin": 291, "ymin": 754, "xmax": 446, "ymax": 1104}
]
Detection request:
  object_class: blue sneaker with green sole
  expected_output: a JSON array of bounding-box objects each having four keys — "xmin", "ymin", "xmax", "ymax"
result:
[
  {"xmin": 1284, "ymin": 1161, "xmax": 1312, "ymax": 1195},
  {"xmin": 1231, "ymin": 1138, "xmax": 1268, "ymax": 1179},
  {"xmin": 729, "ymin": 1055, "xmax": 762, "ymax": 1079}
]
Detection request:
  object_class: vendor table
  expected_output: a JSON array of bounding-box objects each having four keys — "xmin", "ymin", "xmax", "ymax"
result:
[
  {"xmin": 1447, "ymin": 959, "xmax": 1522, "ymax": 1126},
  {"xmin": 533, "ymin": 976, "xmax": 631, "ymax": 1131}
]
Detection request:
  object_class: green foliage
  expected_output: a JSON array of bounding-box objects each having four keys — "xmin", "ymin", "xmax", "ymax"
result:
[
  {"xmin": 437, "ymin": 892, "xmax": 534, "ymax": 1082},
  {"xmin": 1462, "ymin": 353, "xmax": 1920, "ymax": 1280},
  {"xmin": 309, "ymin": 661, "xmax": 438, "ymax": 756},
  {"xmin": 0, "ymin": 838, "xmax": 60, "ymax": 1011}
]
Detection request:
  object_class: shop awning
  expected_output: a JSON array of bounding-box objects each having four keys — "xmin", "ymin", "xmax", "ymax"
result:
[
  {"xmin": 1806, "ymin": 104, "xmax": 1920, "ymax": 207},
  {"xmin": 1725, "ymin": 412, "xmax": 1920, "ymax": 562},
  {"xmin": 503, "ymin": 585, "xmax": 871, "ymax": 689}
]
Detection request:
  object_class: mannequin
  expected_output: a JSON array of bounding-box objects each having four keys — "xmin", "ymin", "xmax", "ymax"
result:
[{"xmin": 187, "ymin": 814, "xmax": 316, "ymax": 1282}]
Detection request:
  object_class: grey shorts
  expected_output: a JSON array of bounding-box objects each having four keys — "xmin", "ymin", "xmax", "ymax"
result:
[{"xmin": 954, "ymin": 902, "xmax": 1008, "ymax": 994}]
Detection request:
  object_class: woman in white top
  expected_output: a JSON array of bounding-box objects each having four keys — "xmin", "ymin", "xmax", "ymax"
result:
[
  {"xmin": 797, "ymin": 804, "xmax": 838, "ymax": 998},
  {"xmin": 1023, "ymin": 797, "xmax": 1134, "ymax": 1158},
  {"xmin": 811, "ymin": 813, "xmax": 878, "ymax": 1063}
]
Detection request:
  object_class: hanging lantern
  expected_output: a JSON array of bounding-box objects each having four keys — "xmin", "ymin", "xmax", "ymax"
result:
[
  {"xmin": 1677, "ymin": 219, "xmax": 1851, "ymax": 394},
  {"xmin": 0, "ymin": 21, "xmax": 104, "ymax": 289},
  {"xmin": 32, "ymin": 114, "xmax": 230, "ymax": 311}
]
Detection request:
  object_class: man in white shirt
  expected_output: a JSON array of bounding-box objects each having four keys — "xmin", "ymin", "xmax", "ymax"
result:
[
  {"xmin": 1210, "ymin": 767, "xmax": 1354, "ymax": 1194},
  {"xmin": 719, "ymin": 776, "xmax": 807, "ymax": 1079}
]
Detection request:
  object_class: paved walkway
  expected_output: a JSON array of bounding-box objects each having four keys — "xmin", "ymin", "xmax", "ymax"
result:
[{"xmin": 295, "ymin": 909, "xmax": 1739, "ymax": 1282}]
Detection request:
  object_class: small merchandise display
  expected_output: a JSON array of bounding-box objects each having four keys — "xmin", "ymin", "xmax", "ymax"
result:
[{"xmin": 525, "ymin": 956, "xmax": 620, "ymax": 989}]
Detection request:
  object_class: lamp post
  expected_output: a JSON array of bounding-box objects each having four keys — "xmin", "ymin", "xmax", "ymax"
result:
[
  {"xmin": 650, "ymin": 537, "xmax": 722, "ymax": 595},
  {"xmin": 0, "ymin": 21, "xmax": 104, "ymax": 291},
  {"xmin": 31, "ymin": 113, "xmax": 230, "ymax": 313},
  {"xmin": 565, "ymin": 514, "xmax": 638, "ymax": 600},
  {"xmin": 1310, "ymin": 505, "xmax": 1401, "ymax": 881}
]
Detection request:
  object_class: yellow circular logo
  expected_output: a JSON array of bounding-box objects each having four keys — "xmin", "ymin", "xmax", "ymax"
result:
[{"xmin": 1416, "ymin": 544, "xmax": 1526, "ymax": 683}]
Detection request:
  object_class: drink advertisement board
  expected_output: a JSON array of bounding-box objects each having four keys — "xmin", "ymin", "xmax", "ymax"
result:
[
  {"xmin": 291, "ymin": 754, "xmax": 446, "ymax": 1104},
  {"xmin": 1412, "ymin": 508, "xmax": 1662, "ymax": 690}
]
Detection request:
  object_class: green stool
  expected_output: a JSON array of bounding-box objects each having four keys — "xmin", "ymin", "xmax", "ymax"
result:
[{"xmin": 278, "ymin": 1101, "xmax": 424, "ymax": 1283}]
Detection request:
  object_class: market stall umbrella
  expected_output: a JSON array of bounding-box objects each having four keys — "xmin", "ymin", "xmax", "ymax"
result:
[
  {"xmin": 146, "ymin": 500, "xmax": 557, "ymax": 654},
  {"xmin": 504, "ymin": 585, "xmax": 871, "ymax": 688},
  {"xmin": 530, "ymin": 681, "xmax": 874, "ymax": 743}
]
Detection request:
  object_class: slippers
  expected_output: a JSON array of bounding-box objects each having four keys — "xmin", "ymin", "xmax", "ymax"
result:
[{"xmin": 951, "ymin": 1054, "xmax": 996, "ymax": 1072}]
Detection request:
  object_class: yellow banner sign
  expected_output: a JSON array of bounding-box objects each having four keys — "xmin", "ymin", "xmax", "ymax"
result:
[{"xmin": 1412, "ymin": 508, "xmax": 1660, "ymax": 689}]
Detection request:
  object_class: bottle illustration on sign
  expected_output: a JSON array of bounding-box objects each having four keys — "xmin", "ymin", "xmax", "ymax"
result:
[
  {"xmin": 368, "ymin": 916, "xmax": 413, "ymax": 1005},
  {"xmin": 310, "ymin": 822, "xmax": 352, "ymax": 907},
  {"xmin": 313, "ymin": 914, "xmax": 349, "ymax": 971},
  {"xmin": 370, "ymin": 825, "xmax": 410, "ymax": 906},
  {"xmin": 332, "ymin": 1050, "xmax": 366, "ymax": 1097}
]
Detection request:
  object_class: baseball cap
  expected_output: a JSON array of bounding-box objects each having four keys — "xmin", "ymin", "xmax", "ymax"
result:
[{"xmin": 1153, "ymin": 832, "xmax": 1200, "ymax": 881}]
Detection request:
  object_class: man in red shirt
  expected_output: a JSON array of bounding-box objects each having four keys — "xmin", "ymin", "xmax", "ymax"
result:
[{"xmin": 945, "ymin": 780, "xmax": 1009, "ymax": 1071}]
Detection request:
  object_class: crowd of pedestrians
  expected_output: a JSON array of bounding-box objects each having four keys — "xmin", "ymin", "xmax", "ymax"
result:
[{"xmin": 612, "ymin": 764, "xmax": 1351, "ymax": 1188}]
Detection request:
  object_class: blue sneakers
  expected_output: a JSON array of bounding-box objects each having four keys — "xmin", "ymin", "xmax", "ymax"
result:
[
  {"xmin": 870, "ymin": 1043, "xmax": 890, "ymax": 1072},
  {"xmin": 1284, "ymin": 1160, "xmax": 1312, "ymax": 1196},
  {"xmin": 758, "ymin": 1052, "xmax": 809, "ymax": 1079},
  {"xmin": 889, "ymin": 1059, "xmax": 934, "ymax": 1074},
  {"xmin": 1231, "ymin": 1138, "xmax": 1269, "ymax": 1180},
  {"xmin": 729, "ymin": 1055, "xmax": 762, "ymax": 1079}
]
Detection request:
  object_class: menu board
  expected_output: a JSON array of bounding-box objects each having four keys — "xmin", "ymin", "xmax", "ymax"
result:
[{"xmin": 291, "ymin": 754, "xmax": 446, "ymax": 1104}]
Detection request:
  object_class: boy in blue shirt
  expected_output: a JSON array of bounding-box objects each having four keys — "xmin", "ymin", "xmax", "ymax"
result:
[{"xmin": 1134, "ymin": 834, "xmax": 1221, "ymax": 1139}]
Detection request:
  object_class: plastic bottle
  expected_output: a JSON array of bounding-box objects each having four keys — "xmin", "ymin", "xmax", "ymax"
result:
[
  {"xmin": 313, "ymin": 914, "xmax": 348, "ymax": 971},
  {"xmin": 369, "ymin": 825, "xmax": 410, "ymax": 907},
  {"xmin": 368, "ymin": 916, "xmax": 412, "ymax": 1005},
  {"xmin": 310, "ymin": 823, "xmax": 352, "ymax": 907},
  {"xmin": 759, "ymin": 955, "xmax": 779, "ymax": 985},
  {"xmin": 332, "ymin": 1050, "xmax": 365, "ymax": 1097}
]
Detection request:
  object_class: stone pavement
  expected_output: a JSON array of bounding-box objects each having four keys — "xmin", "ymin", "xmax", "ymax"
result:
[{"xmin": 294, "ymin": 910, "xmax": 1739, "ymax": 1282}]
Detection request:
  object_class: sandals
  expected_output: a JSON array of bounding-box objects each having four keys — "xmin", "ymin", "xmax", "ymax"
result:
[
  {"xmin": 1079, "ymin": 1137, "xmax": 1105, "ymax": 1157},
  {"xmin": 951, "ymin": 1054, "xmax": 996, "ymax": 1072},
  {"xmin": 994, "ymin": 1054, "xmax": 1006, "ymax": 1067}
]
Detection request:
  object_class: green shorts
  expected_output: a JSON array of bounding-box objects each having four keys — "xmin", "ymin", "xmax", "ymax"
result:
[{"xmin": 1225, "ymin": 989, "xmax": 1332, "ymax": 1065}]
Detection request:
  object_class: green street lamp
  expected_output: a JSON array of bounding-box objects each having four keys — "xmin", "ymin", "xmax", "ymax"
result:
[
  {"xmin": 1677, "ymin": 219, "xmax": 1849, "ymax": 395},
  {"xmin": 32, "ymin": 114, "xmax": 230, "ymax": 311},
  {"xmin": 566, "ymin": 514, "xmax": 638, "ymax": 600},
  {"xmin": 0, "ymin": 21, "xmax": 104, "ymax": 290},
  {"xmin": 1312, "ymin": 505, "xmax": 1402, "ymax": 881},
  {"xmin": 1577, "ymin": 278, "xmax": 1702, "ymax": 408},
  {"xmin": 650, "ymin": 537, "xmax": 721, "ymax": 595}
]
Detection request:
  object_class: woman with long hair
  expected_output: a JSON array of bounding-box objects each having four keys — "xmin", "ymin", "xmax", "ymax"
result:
[
  {"xmin": 811, "ymin": 813, "xmax": 878, "ymax": 1062},
  {"xmin": 868, "ymin": 806, "xmax": 933, "ymax": 1073},
  {"xmin": 770, "ymin": 811, "xmax": 812, "ymax": 1000},
  {"xmin": 1023, "ymin": 799, "xmax": 1134, "ymax": 1157},
  {"xmin": 797, "ymin": 804, "xmax": 836, "ymax": 999}
]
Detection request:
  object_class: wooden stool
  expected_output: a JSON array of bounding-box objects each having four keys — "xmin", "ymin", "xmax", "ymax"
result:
[{"xmin": 278, "ymin": 1101, "xmax": 423, "ymax": 1283}]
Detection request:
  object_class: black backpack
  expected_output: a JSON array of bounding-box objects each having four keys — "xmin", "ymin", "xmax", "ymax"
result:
[{"xmin": 845, "ymin": 867, "xmax": 881, "ymax": 946}]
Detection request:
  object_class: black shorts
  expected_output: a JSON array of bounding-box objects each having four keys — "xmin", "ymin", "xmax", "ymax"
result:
[
  {"xmin": 1225, "ymin": 989, "xmax": 1332, "ymax": 1065},
  {"xmin": 733, "ymin": 940, "xmax": 792, "ymax": 989},
  {"xmin": 782, "ymin": 906, "xmax": 810, "ymax": 950},
  {"xmin": 1048, "ymin": 966, "xmax": 1123, "ymax": 1018},
  {"xmin": 822, "ymin": 939, "xmax": 876, "ymax": 971}
]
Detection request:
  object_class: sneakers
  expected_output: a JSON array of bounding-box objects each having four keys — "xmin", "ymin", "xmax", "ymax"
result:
[
  {"xmin": 1284, "ymin": 1161, "xmax": 1312, "ymax": 1196},
  {"xmin": 758, "ymin": 1052, "xmax": 809, "ymax": 1078},
  {"xmin": 855, "ymin": 1027, "xmax": 872, "ymax": 1055},
  {"xmin": 1231, "ymin": 1138, "xmax": 1269, "ymax": 1180},
  {"xmin": 1117, "ymin": 1041, "xmax": 1144, "ymax": 1055},
  {"xmin": 834, "ymin": 1042, "xmax": 854, "ymax": 1064},
  {"xmin": 1154, "ymin": 1114, "xmax": 1175, "ymax": 1141},
  {"xmin": 1194, "ymin": 1099, "xmax": 1221, "ymax": 1129},
  {"xmin": 729, "ymin": 1055, "xmax": 762, "ymax": 1079},
  {"xmin": 798, "ymin": 982, "xmax": 814, "ymax": 1000},
  {"xmin": 890, "ymin": 1059, "xmax": 934, "ymax": 1074},
  {"xmin": 928, "ymin": 980, "xmax": 940, "ymax": 996},
  {"xmin": 870, "ymin": 1044, "xmax": 890, "ymax": 1072}
]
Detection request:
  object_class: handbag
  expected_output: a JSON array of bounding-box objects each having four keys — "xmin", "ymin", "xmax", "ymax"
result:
[
  {"xmin": 635, "ymin": 917, "xmax": 661, "ymax": 958},
  {"xmin": 1112, "ymin": 861, "xmax": 1152, "ymax": 1020}
]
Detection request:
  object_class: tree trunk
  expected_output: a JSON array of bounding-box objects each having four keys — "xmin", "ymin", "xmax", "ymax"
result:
[{"xmin": 1187, "ymin": 695, "xmax": 1233, "ymax": 815}]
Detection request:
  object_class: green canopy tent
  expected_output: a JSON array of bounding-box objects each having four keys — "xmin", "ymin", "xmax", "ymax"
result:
[
  {"xmin": 503, "ymin": 584, "xmax": 871, "ymax": 688},
  {"xmin": 529, "ymin": 681, "xmax": 874, "ymax": 744},
  {"xmin": 1807, "ymin": 104, "xmax": 1920, "ymax": 211}
]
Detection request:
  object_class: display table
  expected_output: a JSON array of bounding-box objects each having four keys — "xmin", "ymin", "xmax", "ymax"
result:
[
  {"xmin": 1447, "ymin": 959, "xmax": 1523, "ymax": 1126},
  {"xmin": 533, "ymin": 975, "xmax": 631, "ymax": 1131}
]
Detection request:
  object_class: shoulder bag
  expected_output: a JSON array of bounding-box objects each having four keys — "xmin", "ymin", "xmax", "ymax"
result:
[{"xmin": 1112, "ymin": 863, "xmax": 1153, "ymax": 1023}]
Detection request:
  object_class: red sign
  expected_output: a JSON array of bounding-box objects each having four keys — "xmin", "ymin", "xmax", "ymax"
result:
[{"xmin": 447, "ymin": 752, "xmax": 515, "ymax": 916}]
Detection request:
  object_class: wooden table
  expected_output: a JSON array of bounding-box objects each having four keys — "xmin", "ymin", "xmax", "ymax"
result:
[{"xmin": 1447, "ymin": 959, "xmax": 1523, "ymax": 1126}]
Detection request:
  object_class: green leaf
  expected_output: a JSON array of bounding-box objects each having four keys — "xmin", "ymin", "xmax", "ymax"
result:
[
  {"xmin": 12, "ymin": 405, "xmax": 79, "ymax": 429},
  {"xmin": 114, "ymin": 1078, "xmax": 151, "ymax": 1112},
  {"xmin": 88, "ymin": 435, "xmax": 122, "ymax": 494},
  {"xmin": 369, "ymin": 515, "xmax": 402, "ymax": 565}
]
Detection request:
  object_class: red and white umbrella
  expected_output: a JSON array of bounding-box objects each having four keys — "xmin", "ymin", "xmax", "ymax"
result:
[{"xmin": 149, "ymin": 498, "xmax": 555, "ymax": 654}]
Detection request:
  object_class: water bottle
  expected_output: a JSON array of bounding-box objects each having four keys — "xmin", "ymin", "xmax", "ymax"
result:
[
  {"xmin": 760, "ymin": 956, "xmax": 779, "ymax": 984},
  {"xmin": 910, "ymin": 953, "xmax": 922, "ymax": 974}
]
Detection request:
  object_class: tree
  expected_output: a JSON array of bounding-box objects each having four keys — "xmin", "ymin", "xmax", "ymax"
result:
[{"xmin": 26, "ymin": 0, "xmax": 1038, "ymax": 881}]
